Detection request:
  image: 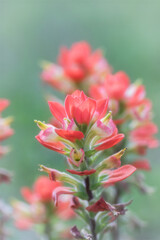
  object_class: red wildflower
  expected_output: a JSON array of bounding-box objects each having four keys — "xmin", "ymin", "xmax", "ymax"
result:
[
  {"xmin": 102, "ymin": 165, "xmax": 136, "ymax": 187},
  {"xmin": 86, "ymin": 197, "xmax": 114, "ymax": 213},
  {"xmin": 95, "ymin": 134, "xmax": 124, "ymax": 151},
  {"xmin": 0, "ymin": 99, "xmax": 10, "ymax": 112},
  {"xmin": 131, "ymin": 159, "xmax": 151, "ymax": 171},
  {"xmin": 0, "ymin": 118, "xmax": 14, "ymax": 141},
  {"xmin": 66, "ymin": 169, "xmax": 96, "ymax": 176},
  {"xmin": 21, "ymin": 176, "xmax": 62, "ymax": 203},
  {"xmin": 58, "ymin": 41, "xmax": 110, "ymax": 82},
  {"xmin": 130, "ymin": 122, "xmax": 159, "ymax": 148},
  {"xmin": 104, "ymin": 71, "xmax": 130, "ymax": 100}
]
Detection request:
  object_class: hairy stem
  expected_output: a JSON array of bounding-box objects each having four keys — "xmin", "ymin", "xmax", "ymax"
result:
[{"xmin": 85, "ymin": 176, "xmax": 97, "ymax": 240}]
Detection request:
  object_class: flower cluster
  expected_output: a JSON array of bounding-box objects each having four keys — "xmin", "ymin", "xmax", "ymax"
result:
[
  {"xmin": 90, "ymin": 73, "xmax": 158, "ymax": 172},
  {"xmin": 38, "ymin": 41, "xmax": 158, "ymax": 240},
  {"xmin": 41, "ymin": 41, "xmax": 111, "ymax": 94},
  {"xmin": 0, "ymin": 99, "xmax": 14, "ymax": 239},
  {"xmin": 12, "ymin": 176, "xmax": 77, "ymax": 239},
  {"xmin": 35, "ymin": 90, "xmax": 136, "ymax": 239},
  {"xmin": 0, "ymin": 99, "xmax": 14, "ymax": 183}
]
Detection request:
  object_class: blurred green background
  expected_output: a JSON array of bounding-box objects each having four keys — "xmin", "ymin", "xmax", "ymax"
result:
[{"xmin": 0, "ymin": 0, "xmax": 160, "ymax": 239}]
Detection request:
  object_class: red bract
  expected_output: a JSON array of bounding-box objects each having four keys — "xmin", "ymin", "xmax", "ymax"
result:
[
  {"xmin": 102, "ymin": 165, "xmax": 136, "ymax": 187},
  {"xmin": 86, "ymin": 197, "xmax": 114, "ymax": 213},
  {"xmin": 131, "ymin": 159, "xmax": 151, "ymax": 171},
  {"xmin": 0, "ymin": 99, "xmax": 10, "ymax": 112},
  {"xmin": 21, "ymin": 176, "xmax": 62, "ymax": 203},
  {"xmin": 66, "ymin": 169, "xmax": 96, "ymax": 176},
  {"xmin": 64, "ymin": 90, "xmax": 96, "ymax": 125},
  {"xmin": 41, "ymin": 41, "xmax": 111, "ymax": 94},
  {"xmin": 89, "ymin": 71, "xmax": 130, "ymax": 101},
  {"xmin": 95, "ymin": 134, "xmax": 124, "ymax": 151},
  {"xmin": 0, "ymin": 118, "xmax": 14, "ymax": 141},
  {"xmin": 130, "ymin": 122, "xmax": 159, "ymax": 148},
  {"xmin": 41, "ymin": 63, "xmax": 75, "ymax": 93},
  {"xmin": 55, "ymin": 129, "xmax": 84, "ymax": 142},
  {"xmin": 124, "ymin": 84, "xmax": 146, "ymax": 107},
  {"xmin": 52, "ymin": 186, "xmax": 74, "ymax": 207},
  {"xmin": 36, "ymin": 134, "xmax": 66, "ymax": 154},
  {"xmin": 56, "ymin": 199, "xmax": 76, "ymax": 220},
  {"xmin": 58, "ymin": 41, "xmax": 110, "ymax": 82},
  {"xmin": 104, "ymin": 72, "xmax": 130, "ymax": 100}
]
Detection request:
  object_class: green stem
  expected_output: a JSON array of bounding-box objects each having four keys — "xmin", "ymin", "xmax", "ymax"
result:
[{"xmin": 84, "ymin": 176, "xmax": 97, "ymax": 240}]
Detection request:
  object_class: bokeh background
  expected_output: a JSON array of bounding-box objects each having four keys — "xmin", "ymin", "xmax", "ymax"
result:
[{"xmin": 0, "ymin": 0, "xmax": 160, "ymax": 239}]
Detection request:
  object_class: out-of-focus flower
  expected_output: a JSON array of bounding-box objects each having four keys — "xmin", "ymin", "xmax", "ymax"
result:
[
  {"xmin": 131, "ymin": 159, "xmax": 151, "ymax": 171},
  {"xmin": 0, "ymin": 168, "xmax": 12, "ymax": 184},
  {"xmin": 0, "ymin": 117, "xmax": 14, "ymax": 141},
  {"xmin": 100, "ymin": 165, "xmax": 136, "ymax": 187},
  {"xmin": 0, "ymin": 99, "xmax": 10, "ymax": 112},
  {"xmin": 13, "ymin": 176, "xmax": 76, "ymax": 231},
  {"xmin": 130, "ymin": 122, "xmax": 159, "ymax": 149},
  {"xmin": 21, "ymin": 176, "xmax": 62, "ymax": 203},
  {"xmin": 12, "ymin": 200, "xmax": 46, "ymax": 230},
  {"xmin": 41, "ymin": 41, "xmax": 111, "ymax": 94}
]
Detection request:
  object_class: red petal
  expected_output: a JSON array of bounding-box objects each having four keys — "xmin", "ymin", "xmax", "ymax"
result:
[
  {"xmin": 55, "ymin": 129, "xmax": 84, "ymax": 142},
  {"xmin": 95, "ymin": 134, "xmax": 124, "ymax": 151},
  {"xmin": 95, "ymin": 98, "xmax": 109, "ymax": 120},
  {"xmin": 66, "ymin": 169, "xmax": 96, "ymax": 176},
  {"xmin": 35, "ymin": 135, "xmax": 65, "ymax": 154},
  {"xmin": 65, "ymin": 95, "xmax": 75, "ymax": 119},
  {"xmin": 74, "ymin": 98, "xmax": 96, "ymax": 124},
  {"xmin": 131, "ymin": 160, "xmax": 151, "ymax": 171},
  {"xmin": 104, "ymin": 165, "xmax": 136, "ymax": 186},
  {"xmin": 86, "ymin": 197, "xmax": 114, "ymax": 213},
  {"xmin": 0, "ymin": 99, "xmax": 10, "ymax": 112},
  {"xmin": 48, "ymin": 101, "xmax": 66, "ymax": 124},
  {"xmin": 89, "ymin": 85, "xmax": 106, "ymax": 99},
  {"xmin": 21, "ymin": 187, "xmax": 38, "ymax": 204}
]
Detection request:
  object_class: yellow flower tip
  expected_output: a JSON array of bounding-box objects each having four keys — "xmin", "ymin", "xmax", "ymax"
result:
[
  {"xmin": 102, "ymin": 111, "xmax": 112, "ymax": 124},
  {"xmin": 117, "ymin": 148, "xmax": 127, "ymax": 158},
  {"xmin": 39, "ymin": 60, "xmax": 52, "ymax": 69},
  {"xmin": 39, "ymin": 164, "xmax": 45, "ymax": 172},
  {"xmin": 39, "ymin": 164, "xmax": 50, "ymax": 174},
  {"xmin": 34, "ymin": 120, "xmax": 48, "ymax": 130},
  {"xmin": 5, "ymin": 116, "xmax": 14, "ymax": 125}
]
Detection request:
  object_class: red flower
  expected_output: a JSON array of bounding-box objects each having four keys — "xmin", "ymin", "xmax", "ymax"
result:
[
  {"xmin": 131, "ymin": 159, "xmax": 151, "ymax": 171},
  {"xmin": 124, "ymin": 84, "xmax": 145, "ymax": 107},
  {"xmin": 0, "ymin": 99, "xmax": 10, "ymax": 112},
  {"xmin": 89, "ymin": 71, "xmax": 130, "ymax": 101},
  {"xmin": 104, "ymin": 71, "xmax": 130, "ymax": 100},
  {"xmin": 95, "ymin": 134, "xmax": 124, "ymax": 151},
  {"xmin": 86, "ymin": 197, "xmax": 114, "ymax": 213},
  {"xmin": 130, "ymin": 122, "xmax": 159, "ymax": 148},
  {"xmin": 102, "ymin": 165, "xmax": 136, "ymax": 187},
  {"xmin": 0, "ymin": 117, "xmax": 14, "ymax": 141},
  {"xmin": 36, "ymin": 91, "xmax": 125, "ymax": 176},
  {"xmin": 41, "ymin": 63, "xmax": 75, "ymax": 93},
  {"xmin": 58, "ymin": 41, "xmax": 110, "ymax": 82},
  {"xmin": 36, "ymin": 134, "xmax": 66, "ymax": 154},
  {"xmin": 52, "ymin": 186, "xmax": 74, "ymax": 207},
  {"xmin": 86, "ymin": 197, "xmax": 132, "ymax": 222},
  {"xmin": 55, "ymin": 129, "xmax": 84, "ymax": 142},
  {"xmin": 64, "ymin": 90, "xmax": 96, "ymax": 125},
  {"xmin": 66, "ymin": 169, "xmax": 96, "ymax": 176},
  {"xmin": 21, "ymin": 176, "xmax": 62, "ymax": 203}
]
